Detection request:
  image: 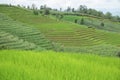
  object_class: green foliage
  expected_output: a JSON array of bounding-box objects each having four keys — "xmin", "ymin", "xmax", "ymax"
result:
[
  {"xmin": 74, "ymin": 19, "xmax": 78, "ymax": 23},
  {"xmin": 80, "ymin": 18, "xmax": 84, "ymax": 25},
  {"xmin": 117, "ymin": 52, "xmax": 120, "ymax": 57},
  {"xmin": 0, "ymin": 5, "xmax": 120, "ymax": 54},
  {"xmin": 100, "ymin": 22, "xmax": 104, "ymax": 27},
  {"xmin": 105, "ymin": 12, "xmax": 112, "ymax": 19},
  {"xmin": 63, "ymin": 44, "xmax": 120, "ymax": 57},
  {"xmin": 55, "ymin": 14, "xmax": 64, "ymax": 20},
  {"xmin": 44, "ymin": 8, "xmax": 50, "ymax": 15},
  {"xmin": 0, "ymin": 31, "xmax": 36, "ymax": 50},
  {"xmin": 0, "ymin": 50, "xmax": 119, "ymax": 80},
  {"xmin": 62, "ymin": 15, "xmax": 120, "ymax": 33},
  {"xmin": 0, "ymin": 13, "xmax": 53, "ymax": 50},
  {"xmin": 33, "ymin": 10, "xmax": 39, "ymax": 15}
]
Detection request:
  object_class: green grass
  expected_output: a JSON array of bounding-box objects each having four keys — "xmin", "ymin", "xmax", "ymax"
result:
[
  {"xmin": 0, "ymin": 31, "xmax": 36, "ymax": 50},
  {"xmin": 63, "ymin": 44, "xmax": 120, "ymax": 57},
  {"xmin": 0, "ymin": 5, "xmax": 120, "ymax": 56},
  {"xmin": 0, "ymin": 13, "xmax": 53, "ymax": 50},
  {"xmin": 0, "ymin": 50, "xmax": 119, "ymax": 80},
  {"xmin": 62, "ymin": 15, "xmax": 120, "ymax": 33},
  {"xmin": 0, "ymin": 5, "xmax": 120, "ymax": 48}
]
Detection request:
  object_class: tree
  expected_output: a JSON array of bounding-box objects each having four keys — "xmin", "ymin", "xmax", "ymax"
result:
[
  {"xmin": 32, "ymin": 3, "xmax": 36, "ymax": 10},
  {"xmin": 116, "ymin": 16, "xmax": 120, "ymax": 22},
  {"xmin": 44, "ymin": 8, "xmax": 50, "ymax": 15},
  {"xmin": 80, "ymin": 18, "xmax": 84, "ymax": 25},
  {"xmin": 97, "ymin": 11, "xmax": 104, "ymax": 17},
  {"xmin": 59, "ymin": 14, "xmax": 64, "ymax": 20},
  {"xmin": 105, "ymin": 12, "xmax": 112, "ymax": 19},
  {"xmin": 33, "ymin": 10, "xmax": 39, "ymax": 15},
  {"xmin": 117, "ymin": 52, "xmax": 120, "ymax": 57},
  {"xmin": 40, "ymin": 5, "xmax": 44, "ymax": 10},
  {"xmin": 72, "ymin": 8, "xmax": 75, "ymax": 12},
  {"xmin": 74, "ymin": 19, "xmax": 78, "ymax": 23},
  {"xmin": 60, "ymin": 8, "xmax": 62, "ymax": 11},
  {"xmin": 17, "ymin": 4, "xmax": 21, "ymax": 7},
  {"xmin": 100, "ymin": 22, "xmax": 104, "ymax": 27},
  {"xmin": 78, "ymin": 5, "xmax": 87, "ymax": 13},
  {"xmin": 87, "ymin": 8, "xmax": 92, "ymax": 15},
  {"xmin": 27, "ymin": 5, "xmax": 30, "ymax": 9},
  {"xmin": 112, "ymin": 15, "xmax": 120, "ymax": 22},
  {"xmin": 66, "ymin": 6, "xmax": 71, "ymax": 12}
]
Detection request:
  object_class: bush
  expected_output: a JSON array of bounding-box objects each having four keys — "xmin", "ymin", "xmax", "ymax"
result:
[
  {"xmin": 80, "ymin": 18, "xmax": 84, "ymax": 25},
  {"xmin": 117, "ymin": 52, "xmax": 120, "ymax": 57},
  {"xmin": 33, "ymin": 10, "xmax": 39, "ymax": 15},
  {"xmin": 39, "ymin": 10, "xmax": 43, "ymax": 14},
  {"xmin": 74, "ymin": 19, "xmax": 78, "ymax": 23},
  {"xmin": 44, "ymin": 9, "xmax": 50, "ymax": 15},
  {"xmin": 100, "ymin": 22, "xmax": 104, "ymax": 27}
]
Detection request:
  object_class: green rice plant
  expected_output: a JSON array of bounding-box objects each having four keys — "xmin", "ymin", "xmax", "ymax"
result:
[
  {"xmin": 0, "ymin": 50, "xmax": 119, "ymax": 80},
  {"xmin": 0, "ymin": 13, "xmax": 53, "ymax": 50},
  {"xmin": 62, "ymin": 15, "xmax": 120, "ymax": 33},
  {"xmin": 0, "ymin": 5, "xmax": 120, "ymax": 55},
  {"xmin": 63, "ymin": 44, "xmax": 120, "ymax": 57},
  {"xmin": 0, "ymin": 31, "xmax": 36, "ymax": 50}
]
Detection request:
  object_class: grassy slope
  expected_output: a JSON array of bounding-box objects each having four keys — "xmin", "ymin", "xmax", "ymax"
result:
[
  {"xmin": 0, "ymin": 5, "xmax": 120, "ymax": 47},
  {"xmin": 0, "ymin": 50, "xmax": 119, "ymax": 80},
  {"xmin": 0, "ymin": 13, "xmax": 53, "ymax": 50},
  {"xmin": 62, "ymin": 15, "xmax": 120, "ymax": 33},
  {"xmin": 0, "ymin": 31, "xmax": 36, "ymax": 50}
]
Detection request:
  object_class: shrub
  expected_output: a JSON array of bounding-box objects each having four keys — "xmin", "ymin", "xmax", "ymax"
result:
[
  {"xmin": 44, "ymin": 9, "xmax": 50, "ymax": 15},
  {"xmin": 117, "ymin": 52, "xmax": 120, "ymax": 57},
  {"xmin": 74, "ymin": 19, "xmax": 78, "ymax": 23},
  {"xmin": 33, "ymin": 10, "xmax": 39, "ymax": 15},
  {"xmin": 80, "ymin": 18, "xmax": 84, "ymax": 25},
  {"xmin": 100, "ymin": 22, "xmax": 104, "ymax": 27},
  {"xmin": 39, "ymin": 10, "xmax": 43, "ymax": 14}
]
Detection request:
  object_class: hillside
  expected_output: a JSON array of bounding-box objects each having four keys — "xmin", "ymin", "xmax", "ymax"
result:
[
  {"xmin": 0, "ymin": 5, "xmax": 120, "ymax": 56},
  {"xmin": 0, "ymin": 13, "xmax": 53, "ymax": 50},
  {"xmin": 0, "ymin": 50, "xmax": 119, "ymax": 80},
  {"xmin": 62, "ymin": 15, "xmax": 120, "ymax": 33},
  {"xmin": 0, "ymin": 31, "xmax": 36, "ymax": 50},
  {"xmin": 0, "ymin": 5, "xmax": 120, "ymax": 47}
]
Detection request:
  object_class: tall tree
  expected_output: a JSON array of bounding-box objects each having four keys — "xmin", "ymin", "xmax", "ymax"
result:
[
  {"xmin": 72, "ymin": 8, "xmax": 75, "ymax": 12},
  {"xmin": 78, "ymin": 5, "xmax": 87, "ymax": 13},
  {"xmin": 105, "ymin": 12, "xmax": 112, "ymax": 19},
  {"xmin": 66, "ymin": 6, "xmax": 71, "ymax": 12},
  {"xmin": 32, "ymin": 3, "xmax": 36, "ymax": 10}
]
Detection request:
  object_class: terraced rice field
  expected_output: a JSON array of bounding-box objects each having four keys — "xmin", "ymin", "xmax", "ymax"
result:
[
  {"xmin": 0, "ymin": 31, "xmax": 36, "ymax": 50},
  {"xmin": 0, "ymin": 13, "xmax": 53, "ymax": 50},
  {"xmin": 0, "ymin": 5, "xmax": 120, "ymax": 48},
  {"xmin": 62, "ymin": 15, "xmax": 120, "ymax": 33}
]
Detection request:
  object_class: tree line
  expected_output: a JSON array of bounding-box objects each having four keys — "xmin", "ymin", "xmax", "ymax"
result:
[
  {"xmin": 16, "ymin": 4, "xmax": 120, "ymax": 22},
  {"xmin": 65, "ymin": 5, "xmax": 120, "ymax": 22}
]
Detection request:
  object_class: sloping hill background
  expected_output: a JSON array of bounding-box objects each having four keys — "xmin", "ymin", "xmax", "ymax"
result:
[
  {"xmin": 62, "ymin": 15, "xmax": 120, "ymax": 33},
  {"xmin": 0, "ymin": 4, "xmax": 120, "ymax": 56},
  {"xmin": 0, "ymin": 31, "xmax": 36, "ymax": 50},
  {"xmin": 0, "ymin": 13, "xmax": 53, "ymax": 50},
  {"xmin": 0, "ymin": 5, "xmax": 120, "ymax": 47}
]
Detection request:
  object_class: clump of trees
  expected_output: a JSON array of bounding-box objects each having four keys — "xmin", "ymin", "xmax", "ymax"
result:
[
  {"xmin": 30, "ymin": 4, "xmax": 51, "ymax": 15},
  {"xmin": 65, "ymin": 5, "xmax": 120, "ymax": 22},
  {"xmin": 15, "ymin": 4, "xmax": 120, "ymax": 22}
]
